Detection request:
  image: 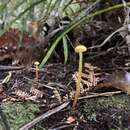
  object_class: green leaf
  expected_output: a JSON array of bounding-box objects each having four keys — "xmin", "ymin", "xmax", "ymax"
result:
[{"xmin": 62, "ymin": 35, "xmax": 68, "ymax": 64}]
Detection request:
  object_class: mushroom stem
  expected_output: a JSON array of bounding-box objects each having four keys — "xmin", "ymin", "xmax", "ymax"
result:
[
  {"xmin": 34, "ymin": 61, "xmax": 40, "ymax": 80},
  {"xmin": 72, "ymin": 44, "xmax": 86, "ymax": 110},
  {"xmin": 72, "ymin": 52, "xmax": 83, "ymax": 110},
  {"xmin": 36, "ymin": 65, "xmax": 39, "ymax": 80}
]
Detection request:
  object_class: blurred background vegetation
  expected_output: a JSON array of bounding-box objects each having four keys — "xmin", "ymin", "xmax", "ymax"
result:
[
  {"xmin": 0, "ymin": 0, "xmax": 99, "ymax": 66},
  {"xmin": 0, "ymin": 0, "xmax": 93, "ymax": 32}
]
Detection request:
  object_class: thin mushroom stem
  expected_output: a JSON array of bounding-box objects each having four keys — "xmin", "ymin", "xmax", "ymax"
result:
[
  {"xmin": 34, "ymin": 61, "xmax": 39, "ymax": 81},
  {"xmin": 36, "ymin": 65, "xmax": 39, "ymax": 80},
  {"xmin": 72, "ymin": 44, "xmax": 86, "ymax": 110},
  {"xmin": 72, "ymin": 52, "xmax": 83, "ymax": 110}
]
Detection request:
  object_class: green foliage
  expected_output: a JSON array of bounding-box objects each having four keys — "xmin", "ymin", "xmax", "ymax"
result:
[
  {"xmin": 1, "ymin": 102, "xmax": 40, "ymax": 130},
  {"xmin": 39, "ymin": 2, "xmax": 130, "ymax": 68},
  {"xmin": 0, "ymin": 0, "xmax": 82, "ymax": 29},
  {"xmin": 62, "ymin": 35, "xmax": 68, "ymax": 64}
]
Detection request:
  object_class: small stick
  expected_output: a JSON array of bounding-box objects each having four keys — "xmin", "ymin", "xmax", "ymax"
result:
[
  {"xmin": 78, "ymin": 91, "xmax": 122, "ymax": 100},
  {"xmin": 19, "ymin": 101, "xmax": 70, "ymax": 130},
  {"xmin": 0, "ymin": 65, "xmax": 25, "ymax": 71}
]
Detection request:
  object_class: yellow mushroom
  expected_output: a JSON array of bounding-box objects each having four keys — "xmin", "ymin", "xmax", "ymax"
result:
[
  {"xmin": 75, "ymin": 45, "xmax": 87, "ymax": 53},
  {"xmin": 34, "ymin": 61, "xmax": 40, "ymax": 80},
  {"xmin": 72, "ymin": 45, "xmax": 87, "ymax": 110}
]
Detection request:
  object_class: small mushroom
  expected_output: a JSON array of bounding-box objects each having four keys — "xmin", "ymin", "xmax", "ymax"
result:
[
  {"xmin": 34, "ymin": 61, "xmax": 40, "ymax": 80},
  {"xmin": 75, "ymin": 45, "xmax": 87, "ymax": 53},
  {"xmin": 72, "ymin": 45, "xmax": 87, "ymax": 110}
]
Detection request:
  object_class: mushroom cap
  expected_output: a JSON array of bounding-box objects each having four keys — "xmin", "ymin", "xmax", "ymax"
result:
[
  {"xmin": 75, "ymin": 45, "xmax": 87, "ymax": 53},
  {"xmin": 34, "ymin": 61, "xmax": 40, "ymax": 65}
]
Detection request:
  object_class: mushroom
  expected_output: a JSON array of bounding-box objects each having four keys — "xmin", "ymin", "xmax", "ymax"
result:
[
  {"xmin": 34, "ymin": 61, "xmax": 40, "ymax": 80},
  {"xmin": 72, "ymin": 45, "xmax": 87, "ymax": 110}
]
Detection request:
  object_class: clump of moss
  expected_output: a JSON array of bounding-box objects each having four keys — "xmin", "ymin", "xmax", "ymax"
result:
[
  {"xmin": 79, "ymin": 94, "xmax": 130, "ymax": 130},
  {"xmin": 1, "ymin": 101, "xmax": 40, "ymax": 130}
]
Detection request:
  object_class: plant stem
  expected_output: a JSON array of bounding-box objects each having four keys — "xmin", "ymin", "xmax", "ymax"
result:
[
  {"xmin": 72, "ymin": 52, "xmax": 83, "ymax": 110},
  {"xmin": 36, "ymin": 65, "xmax": 39, "ymax": 80}
]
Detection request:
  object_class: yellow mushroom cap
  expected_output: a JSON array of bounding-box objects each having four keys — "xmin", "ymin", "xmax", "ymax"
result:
[
  {"xmin": 34, "ymin": 61, "xmax": 40, "ymax": 65},
  {"xmin": 75, "ymin": 45, "xmax": 87, "ymax": 53}
]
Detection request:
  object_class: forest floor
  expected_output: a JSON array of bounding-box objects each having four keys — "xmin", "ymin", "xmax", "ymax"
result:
[
  {"xmin": 0, "ymin": 2, "xmax": 130, "ymax": 130},
  {"xmin": 0, "ymin": 60, "xmax": 130, "ymax": 130}
]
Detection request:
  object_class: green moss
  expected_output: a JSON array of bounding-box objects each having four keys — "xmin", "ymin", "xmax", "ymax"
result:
[
  {"xmin": 1, "ymin": 101, "xmax": 40, "ymax": 130},
  {"xmin": 81, "ymin": 94, "xmax": 130, "ymax": 112},
  {"xmin": 79, "ymin": 94, "xmax": 130, "ymax": 129}
]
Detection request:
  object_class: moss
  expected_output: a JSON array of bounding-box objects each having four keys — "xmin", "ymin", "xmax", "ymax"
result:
[
  {"xmin": 81, "ymin": 94, "xmax": 129, "ymax": 112},
  {"xmin": 1, "ymin": 101, "xmax": 40, "ymax": 130},
  {"xmin": 79, "ymin": 94, "xmax": 130, "ymax": 130}
]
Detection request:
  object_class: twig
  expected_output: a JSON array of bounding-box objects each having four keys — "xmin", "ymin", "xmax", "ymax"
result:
[
  {"xmin": 78, "ymin": 91, "xmax": 122, "ymax": 100},
  {"xmin": 88, "ymin": 46, "xmax": 115, "ymax": 60},
  {"xmin": 48, "ymin": 124, "xmax": 76, "ymax": 130},
  {"xmin": 46, "ymin": 27, "xmax": 64, "ymax": 41},
  {"xmin": 0, "ymin": 65, "xmax": 25, "ymax": 71},
  {"xmin": 23, "ymin": 76, "xmax": 55, "ymax": 90},
  {"xmin": 88, "ymin": 26, "xmax": 126, "ymax": 49},
  {"xmin": 19, "ymin": 101, "xmax": 70, "ymax": 130}
]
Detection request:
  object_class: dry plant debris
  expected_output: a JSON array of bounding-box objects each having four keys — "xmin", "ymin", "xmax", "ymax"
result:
[{"xmin": 73, "ymin": 63, "xmax": 101, "ymax": 94}]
